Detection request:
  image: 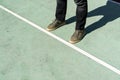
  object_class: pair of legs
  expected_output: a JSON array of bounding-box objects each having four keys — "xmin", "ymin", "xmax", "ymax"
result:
[
  {"xmin": 56, "ymin": 0, "xmax": 88, "ymax": 30},
  {"xmin": 47, "ymin": 0, "xmax": 88, "ymax": 43}
]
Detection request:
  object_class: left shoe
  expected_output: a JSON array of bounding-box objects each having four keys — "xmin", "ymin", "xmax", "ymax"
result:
[
  {"xmin": 69, "ymin": 30, "xmax": 85, "ymax": 44},
  {"xmin": 46, "ymin": 19, "xmax": 66, "ymax": 31}
]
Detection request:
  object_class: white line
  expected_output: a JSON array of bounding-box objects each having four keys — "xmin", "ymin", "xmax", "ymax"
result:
[{"xmin": 0, "ymin": 5, "xmax": 120, "ymax": 75}]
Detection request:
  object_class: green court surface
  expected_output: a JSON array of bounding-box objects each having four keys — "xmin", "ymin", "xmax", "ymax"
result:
[{"xmin": 0, "ymin": 0, "xmax": 120, "ymax": 80}]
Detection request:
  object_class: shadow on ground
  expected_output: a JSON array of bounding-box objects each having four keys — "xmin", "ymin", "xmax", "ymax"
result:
[{"xmin": 66, "ymin": 1, "xmax": 120, "ymax": 34}]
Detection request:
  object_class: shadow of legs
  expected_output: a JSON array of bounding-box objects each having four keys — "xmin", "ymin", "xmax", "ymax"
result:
[{"xmin": 66, "ymin": 16, "xmax": 76, "ymax": 24}]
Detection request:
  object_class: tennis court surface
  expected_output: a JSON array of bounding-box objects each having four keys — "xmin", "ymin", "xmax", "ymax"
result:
[{"xmin": 0, "ymin": 0, "xmax": 120, "ymax": 80}]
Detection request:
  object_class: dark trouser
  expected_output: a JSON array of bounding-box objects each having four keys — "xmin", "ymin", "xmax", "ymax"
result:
[{"xmin": 55, "ymin": 0, "xmax": 88, "ymax": 30}]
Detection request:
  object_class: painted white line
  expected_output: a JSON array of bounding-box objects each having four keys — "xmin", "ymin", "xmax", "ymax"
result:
[{"xmin": 0, "ymin": 5, "xmax": 120, "ymax": 75}]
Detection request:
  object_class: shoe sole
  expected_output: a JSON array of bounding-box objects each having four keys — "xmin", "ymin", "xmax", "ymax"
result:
[
  {"xmin": 46, "ymin": 22, "xmax": 66, "ymax": 31},
  {"xmin": 69, "ymin": 40, "xmax": 81, "ymax": 44}
]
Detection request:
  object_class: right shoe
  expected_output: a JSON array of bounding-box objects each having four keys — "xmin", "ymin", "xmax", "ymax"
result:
[
  {"xmin": 69, "ymin": 30, "xmax": 85, "ymax": 44},
  {"xmin": 47, "ymin": 19, "xmax": 66, "ymax": 31}
]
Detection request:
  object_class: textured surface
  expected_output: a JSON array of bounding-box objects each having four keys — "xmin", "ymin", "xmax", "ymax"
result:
[{"xmin": 0, "ymin": 0, "xmax": 120, "ymax": 80}]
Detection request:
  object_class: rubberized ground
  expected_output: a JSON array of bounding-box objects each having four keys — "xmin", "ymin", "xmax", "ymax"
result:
[{"xmin": 0, "ymin": 0, "xmax": 120, "ymax": 80}]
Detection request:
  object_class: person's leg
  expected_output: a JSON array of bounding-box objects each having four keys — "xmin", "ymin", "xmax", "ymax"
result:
[
  {"xmin": 55, "ymin": 0, "xmax": 67, "ymax": 21},
  {"xmin": 74, "ymin": 0, "xmax": 88, "ymax": 30},
  {"xmin": 47, "ymin": 0, "xmax": 67, "ymax": 31},
  {"xmin": 69, "ymin": 0, "xmax": 88, "ymax": 44}
]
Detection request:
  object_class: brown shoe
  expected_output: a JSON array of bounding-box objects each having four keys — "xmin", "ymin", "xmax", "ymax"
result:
[
  {"xmin": 69, "ymin": 30, "xmax": 85, "ymax": 44},
  {"xmin": 47, "ymin": 19, "xmax": 66, "ymax": 31}
]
